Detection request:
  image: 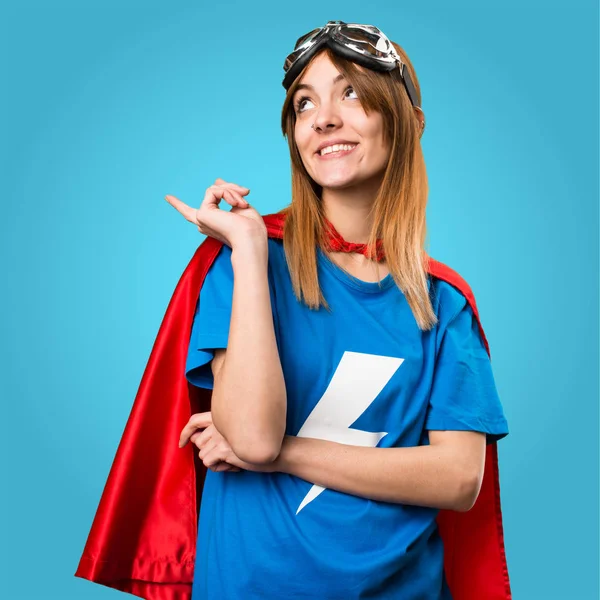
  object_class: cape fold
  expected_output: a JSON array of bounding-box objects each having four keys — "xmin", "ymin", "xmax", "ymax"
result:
[{"xmin": 75, "ymin": 211, "xmax": 511, "ymax": 600}]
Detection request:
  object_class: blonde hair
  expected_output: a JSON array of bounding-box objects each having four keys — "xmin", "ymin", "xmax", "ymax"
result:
[{"xmin": 279, "ymin": 42, "xmax": 436, "ymax": 331}]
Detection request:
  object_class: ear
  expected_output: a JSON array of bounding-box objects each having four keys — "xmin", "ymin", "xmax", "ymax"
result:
[{"xmin": 414, "ymin": 106, "xmax": 425, "ymax": 136}]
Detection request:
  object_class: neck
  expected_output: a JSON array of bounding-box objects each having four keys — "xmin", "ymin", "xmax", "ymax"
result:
[{"xmin": 320, "ymin": 174, "xmax": 382, "ymax": 244}]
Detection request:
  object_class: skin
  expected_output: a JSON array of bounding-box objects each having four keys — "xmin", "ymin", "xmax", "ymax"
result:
[
  {"xmin": 292, "ymin": 52, "xmax": 425, "ymax": 257},
  {"xmin": 168, "ymin": 178, "xmax": 274, "ymax": 473}
]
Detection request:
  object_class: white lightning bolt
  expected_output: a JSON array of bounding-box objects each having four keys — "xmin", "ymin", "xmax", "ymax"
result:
[{"xmin": 295, "ymin": 351, "xmax": 404, "ymax": 514}]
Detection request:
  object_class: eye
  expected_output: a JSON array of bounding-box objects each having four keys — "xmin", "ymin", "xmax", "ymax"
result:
[
  {"xmin": 294, "ymin": 95, "xmax": 313, "ymax": 114},
  {"xmin": 344, "ymin": 86, "xmax": 358, "ymax": 99},
  {"xmin": 294, "ymin": 86, "xmax": 358, "ymax": 114}
]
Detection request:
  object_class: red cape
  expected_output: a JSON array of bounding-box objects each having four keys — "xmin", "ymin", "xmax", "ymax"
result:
[{"xmin": 75, "ymin": 211, "xmax": 512, "ymax": 600}]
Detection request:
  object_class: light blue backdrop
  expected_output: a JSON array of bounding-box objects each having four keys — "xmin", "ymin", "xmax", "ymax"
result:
[{"xmin": 2, "ymin": 1, "xmax": 598, "ymax": 599}]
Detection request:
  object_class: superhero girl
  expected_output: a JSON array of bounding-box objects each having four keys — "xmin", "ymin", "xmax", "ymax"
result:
[{"xmin": 76, "ymin": 21, "xmax": 511, "ymax": 600}]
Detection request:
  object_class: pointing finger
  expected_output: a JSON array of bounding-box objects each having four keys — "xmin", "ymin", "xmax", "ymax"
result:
[{"xmin": 164, "ymin": 194, "xmax": 197, "ymax": 223}]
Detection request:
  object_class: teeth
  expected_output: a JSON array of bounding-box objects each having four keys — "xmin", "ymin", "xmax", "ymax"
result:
[{"xmin": 319, "ymin": 143, "xmax": 356, "ymax": 156}]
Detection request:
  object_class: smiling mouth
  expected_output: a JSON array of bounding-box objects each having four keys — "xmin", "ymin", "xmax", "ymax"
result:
[{"xmin": 316, "ymin": 144, "xmax": 358, "ymax": 159}]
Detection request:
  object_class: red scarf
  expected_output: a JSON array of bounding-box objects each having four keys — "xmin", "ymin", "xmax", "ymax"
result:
[{"xmin": 323, "ymin": 218, "xmax": 386, "ymax": 262}]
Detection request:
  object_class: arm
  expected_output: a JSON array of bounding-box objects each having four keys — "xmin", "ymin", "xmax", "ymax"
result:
[
  {"xmin": 273, "ymin": 429, "xmax": 486, "ymax": 512},
  {"xmin": 210, "ymin": 237, "xmax": 287, "ymax": 465}
]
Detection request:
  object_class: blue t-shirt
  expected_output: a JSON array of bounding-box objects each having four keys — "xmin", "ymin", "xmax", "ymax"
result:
[{"xmin": 185, "ymin": 238, "xmax": 509, "ymax": 600}]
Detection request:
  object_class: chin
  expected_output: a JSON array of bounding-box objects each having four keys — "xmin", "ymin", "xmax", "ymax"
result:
[
  {"xmin": 308, "ymin": 168, "xmax": 358, "ymax": 188},
  {"xmin": 315, "ymin": 178, "xmax": 355, "ymax": 190},
  {"xmin": 313, "ymin": 172, "xmax": 378, "ymax": 191}
]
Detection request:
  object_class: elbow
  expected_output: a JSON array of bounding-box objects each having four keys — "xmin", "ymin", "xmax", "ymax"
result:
[
  {"xmin": 212, "ymin": 383, "xmax": 287, "ymax": 466},
  {"xmin": 453, "ymin": 472, "xmax": 483, "ymax": 513},
  {"xmin": 233, "ymin": 438, "xmax": 283, "ymax": 466},
  {"xmin": 230, "ymin": 419, "xmax": 285, "ymax": 466},
  {"xmin": 212, "ymin": 417, "xmax": 284, "ymax": 465},
  {"xmin": 232, "ymin": 397, "xmax": 287, "ymax": 466}
]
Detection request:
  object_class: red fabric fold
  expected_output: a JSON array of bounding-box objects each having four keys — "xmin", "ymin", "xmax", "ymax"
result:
[
  {"xmin": 75, "ymin": 211, "xmax": 511, "ymax": 600},
  {"xmin": 323, "ymin": 217, "xmax": 386, "ymax": 261}
]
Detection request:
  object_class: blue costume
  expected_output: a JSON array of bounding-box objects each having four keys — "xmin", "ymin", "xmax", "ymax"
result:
[{"xmin": 186, "ymin": 239, "xmax": 509, "ymax": 600}]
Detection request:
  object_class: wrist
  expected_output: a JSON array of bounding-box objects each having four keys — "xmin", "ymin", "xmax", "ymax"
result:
[
  {"xmin": 272, "ymin": 435, "xmax": 298, "ymax": 473},
  {"xmin": 231, "ymin": 236, "xmax": 268, "ymax": 267}
]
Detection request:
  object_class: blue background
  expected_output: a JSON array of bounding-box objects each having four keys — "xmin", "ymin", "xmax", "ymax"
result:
[{"xmin": 2, "ymin": 1, "xmax": 598, "ymax": 598}]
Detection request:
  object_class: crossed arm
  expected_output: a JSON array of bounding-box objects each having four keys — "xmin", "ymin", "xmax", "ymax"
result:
[
  {"xmin": 210, "ymin": 346, "xmax": 487, "ymax": 513},
  {"xmin": 270, "ymin": 430, "xmax": 487, "ymax": 513}
]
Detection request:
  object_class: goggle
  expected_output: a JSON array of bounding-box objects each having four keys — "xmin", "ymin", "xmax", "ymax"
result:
[{"xmin": 282, "ymin": 20, "xmax": 420, "ymax": 109}]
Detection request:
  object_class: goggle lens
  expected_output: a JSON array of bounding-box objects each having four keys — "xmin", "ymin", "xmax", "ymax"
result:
[
  {"xmin": 284, "ymin": 23, "xmax": 397, "ymax": 74},
  {"xmin": 294, "ymin": 28, "xmax": 322, "ymax": 50},
  {"xmin": 284, "ymin": 28, "xmax": 325, "ymax": 73},
  {"xmin": 334, "ymin": 24, "xmax": 396, "ymax": 59}
]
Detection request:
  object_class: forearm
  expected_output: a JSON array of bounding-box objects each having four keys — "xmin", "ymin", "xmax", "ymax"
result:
[
  {"xmin": 211, "ymin": 238, "xmax": 287, "ymax": 464},
  {"xmin": 275, "ymin": 436, "xmax": 476, "ymax": 511}
]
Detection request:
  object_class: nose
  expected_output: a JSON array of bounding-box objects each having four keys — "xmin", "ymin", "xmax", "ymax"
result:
[{"xmin": 311, "ymin": 100, "xmax": 343, "ymax": 132}]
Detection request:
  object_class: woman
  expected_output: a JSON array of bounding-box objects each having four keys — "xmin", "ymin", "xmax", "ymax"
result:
[
  {"xmin": 174, "ymin": 21, "xmax": 509, "ymax": 600},
  {"xmin": 75, "ymin": 21, "xmax": 511, "ymax": 600}
]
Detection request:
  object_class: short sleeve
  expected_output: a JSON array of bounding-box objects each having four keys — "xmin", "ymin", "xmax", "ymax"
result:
[
  {"xmin": 184, "ymin": 243, "xmax": 279, "ymax": 390},
  {"xmin": 185, "ymin": 245, "xmax": 235, "ymax": 390},
  {"xmin": 424, "ymin": 298, "xmax": 509, "ymax": 445}
]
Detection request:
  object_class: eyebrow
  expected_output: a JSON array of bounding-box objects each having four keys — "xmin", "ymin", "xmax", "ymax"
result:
[{"xmin": 294, "ymin": 73, "xmax": 346, "ymax": 95}]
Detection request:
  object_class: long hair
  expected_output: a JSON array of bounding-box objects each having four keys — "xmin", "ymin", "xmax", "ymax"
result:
[{"xmin": 279, "ymin": 42, "xmax": 437, "ymax": 331}]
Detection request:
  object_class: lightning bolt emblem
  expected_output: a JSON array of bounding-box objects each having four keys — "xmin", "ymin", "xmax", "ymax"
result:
[{"xmin": 295, "ymin": 351, "xmax": 404, "ymax": 514}]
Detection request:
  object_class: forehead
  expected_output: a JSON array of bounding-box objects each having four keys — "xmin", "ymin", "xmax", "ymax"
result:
[
  {"xmin": 294, "ymin": 52, "xmax": 368, "ymax": 95},
  {"xmin": 295, "ymin": 53, "xmax": 343, "ymax": 91}
]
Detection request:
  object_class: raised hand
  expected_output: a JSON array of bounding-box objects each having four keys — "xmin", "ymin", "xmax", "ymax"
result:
[{"xmin": 165, "ymin": 177, "xmax": 267, "ymax": 249}]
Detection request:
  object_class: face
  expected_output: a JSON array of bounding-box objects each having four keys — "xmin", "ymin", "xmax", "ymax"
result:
[{"xmin": 292, "ymin": 52, "xmax": 391, "ymax": 190}]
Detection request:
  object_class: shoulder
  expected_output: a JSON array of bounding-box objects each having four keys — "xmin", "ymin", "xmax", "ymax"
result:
[
  {"xmin": 430, "ymin": 278, "xmax": 468, "ymax": 322},
  {"xmin": 427, "ymin": 258, "xmax": 476, "ymax": 326},
  {"xmin": 427, "ymin": 257, "xmax": 492, "ymax": 353}
]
